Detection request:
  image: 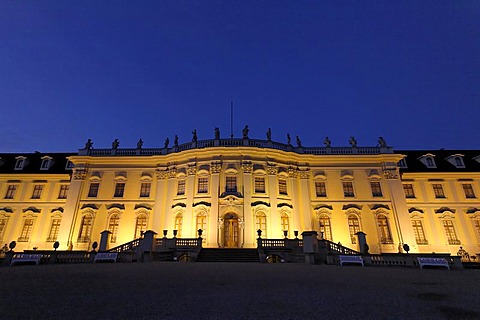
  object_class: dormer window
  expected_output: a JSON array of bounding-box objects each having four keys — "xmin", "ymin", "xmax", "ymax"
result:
[
  {"xmin": 40, "ymin": 156, "xmax": 53, "ymax": 170},
  {"xmin": 14, "ymin": 156, "xmax": 27, "ymax": 170},
  {"xmin": 418, "ymin": 154, "xmax": 436, "ymax": 168},
  {"xmin": 65, "ymin": 160, "xmax": 74, "ymax": 170},
  {"xmin": 445, "ymin": 154, "xmax": 465, "ymax": 168},
  {"xmin": 398, "ymin": 158, "xmax": 407, "ymax": 168}
]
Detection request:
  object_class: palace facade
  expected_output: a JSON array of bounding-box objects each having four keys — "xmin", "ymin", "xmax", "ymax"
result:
[{"xmin": 1, "ymin": 135, "xmax": 479, "ymax": 256}]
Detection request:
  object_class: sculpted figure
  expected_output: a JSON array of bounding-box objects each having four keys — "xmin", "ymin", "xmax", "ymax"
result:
[
  {"xmin": 112, "ymin": 139, "xmax": 119, "ymax": 149},
  {"xmin": 266, "ymin": 128, "xmax": 272, "ymax": 141},
  {"xmin": 84, "ymin": 139, "xmax": 93, "ymax": 150},
  {"xmin": 323, "ymin": 136, "xmax": 331, "ymax": 147},
  {"xmin": 287, "ymin": 133, "xmax": 291, "ymax": 145},
  {"xmin": 214, "ymin": 127, "xmax": 220, "ymax": 139},
  {"xmin": 164, "ymin": 137, "xmax": 169, "ymax": 148},
  {"xmin": 192, "ymin": 130, "xmax": 198, "ymax": 142},
  {"xmin": 296, "ymin": 136, "xmax": 302, "ymax": 147},
  {"xmin": 242, "ymin": 125, "xmax": 249, "ymax": 139},
  {"xmin": 349, "ymin": 136, "xmax": 357, "ymax": 148},
  {"xmin": 378, "ymin": 137, "xmax": 387, "ymax": 148},
  {"xmin": 174, "ymin": 135, "xmax": 179, "ymax": 147},
  {"xmin": 137, "ymin": 138, "xmax": 143, "ymax": 149}
]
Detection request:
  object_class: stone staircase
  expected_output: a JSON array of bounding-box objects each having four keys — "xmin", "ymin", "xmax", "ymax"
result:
[{"xmin": 196, "ymin": 248, "xmax": 260, "ymax": 262}]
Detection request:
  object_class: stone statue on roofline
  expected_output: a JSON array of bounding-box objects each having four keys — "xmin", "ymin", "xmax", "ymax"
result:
[
  {"xmin": 296, "ymin": 136, "xmax": 302, "ymax": 147},
  {"xmin": 192, "ymin": 130, "xmax": 198, "ymax": 142},
  {"xmin": 287, "ymin": 133, "xmax": 291, "ymax": 145},
  {"xmin": 214, "ymin": 127, "xmax": 220, "ymax": 140},
  {"xmin": 164, "ymin": 137, "xmax": 169, "ymax": 148},
  {"xmin": 84, "ymin": 139, "xmax": 93, "ymax": 150},
  {"xmin": 174, "ymin": 135, "xmax": 179, "ymax": 147},
  {"xmin": 378, "ymin": 137, "xmax": 387, "ymax": 148},
  {"xmin": 323, "ymin": 137, "xmax": 331, "ymax": 147},
  {"xmin": 349, "ymin": 136, "xmax": 357, "ymax": 148},
  {"xmin": 137, "ymin": 138, "xmax": 143, "ymax": 149},
  {"xmin": 242, "ymin": 125, "xmax": 249, "ymax": 139},
  {"xmin": 112, "ymin": 139, "xmax": 119, "ymax": 149},
  {"xmin": 266, "ymin": 128, "xmax": 272, "ymax": 141}
]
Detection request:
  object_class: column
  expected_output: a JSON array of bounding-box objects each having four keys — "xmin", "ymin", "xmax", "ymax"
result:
[
  {"xmin": 152, "ymin": 167, "xmax": 168, "ymax": 234},
  {"xmin": 210, "ymin": 161, "xmax": 221, "ymax": 247},
  {"xmin": 242, "ymin": 161, "xmax": 253, "ymax": 246}
]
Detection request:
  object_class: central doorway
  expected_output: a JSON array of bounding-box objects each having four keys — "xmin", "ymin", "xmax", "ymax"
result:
[{"xmin": 224, "ymin": 213, "xmax": 239, "ymax": 248}]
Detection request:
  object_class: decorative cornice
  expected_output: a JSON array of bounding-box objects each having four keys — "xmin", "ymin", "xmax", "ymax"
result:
[
  {"xmin": 193, "ymin": 201, "xmax": 211, "ymax": 207},
  {"xmin": 210, "ymin": 161, "xmax": 222, "ymax": 174},
  {"xmin": 187, "ymin": 164, "xmax": 197, "ymax": 175},
  {"xmin": 172, "ymin": 203, "xmax": 186, "ymax": 209},
  {"xmin": 342, "ymin": 204, "xmax": 363, "ymax": 210},
  {"xmin": 73, "ymin": 168, "xmax": 87, "ymax": 180},
  {"xmin": 408, "ymin": 207, "xmax": 424, "ymax": 214},
  {"xmin": 106, "ymin": 203, "xmax": 125, "ymax": 210},
  {"xmin": 241, "ymin": 161, "xmax": 253, "ymax": 173},
  {"xmin": 277, "ymin": 203, "xmax": 293, "ymax": 209},
  {"xmin": 251, "ymin": 201, "xmax": 270, "ymax": 207},
  {"xmin": 134, "ymin": 204, "xmax": 153, "ymax": 210},
  {"xmin": 155, "ymin": 168, "xmax": 168, "ymax": 180},
  {"xmin": 383, "ymin": 167, "xmax": 399, "ymax": 180},
  {"xmin": 23, "ymin": 206, "xmax": 41, "ymax": 213},
  {"xmin": 288, "ymin": 166, "xmax": 297, "ymax": 178},
  {"xmin": 81, "ymin": 204, "xmax": 99, "ymax": 210},
  {"xmin": 266, "ymin": 163, "xmax": 277, "ymax": 175},
  {"xmin": 369, "ymin": 204, "xmax": 390, "ymax": 210},
  {"xmin": 168, "ymin": 167, "xmax": 177, "ymax": 178},
  {"xmin": 314, "ymin": 204, "xmax": 333, "ymax": 211},
  {"xmin": 51, "ymin": 207, "xmax": 64, "ymax": 213},
  {"xmin": 435, "ymin": 207, "xmax": 456, "ymax": 214}
]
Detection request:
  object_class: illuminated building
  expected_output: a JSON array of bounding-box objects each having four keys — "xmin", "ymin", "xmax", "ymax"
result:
[{"xmin": 0, "ymin": 134, "xmax": 479, "ymax": 257}]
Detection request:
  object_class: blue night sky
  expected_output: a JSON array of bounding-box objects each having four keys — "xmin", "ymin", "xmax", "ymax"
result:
[{"xmin": 0, "ymin": 1, "xmax": 479, "ymax": 152}]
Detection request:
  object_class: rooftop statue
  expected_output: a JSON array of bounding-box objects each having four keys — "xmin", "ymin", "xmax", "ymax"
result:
[
  {"xmin": 378, "ymin": 137, "xmax": 387, "ymax": 148},
  {"xmin": 349, "ymin": 136, "xmax": 357, "ymax": 148},
  {"xmin": 84, "ymin": 139, "xmax": 93, "ymax": 150},
  {"xmin": 296, "ymin": 136, "xmax": 302, "ymax": 147},
  {"xmin": 214, "ymin": 127, "xmax": 220, "ymax": 140},
  {"xmin": 164, "ymin": 137, "xmax": 169, "ymax": 148},
  {"xmin": 324, "ymin": 137, "xmax": 331, "ymax": 147},
  {"xmin": 174, "ymin": 135, "xmax": 179, "ymax": 147},
  {"xmin": 192, "ymin": 130, "xmax": 198, "ymax": 142},
  {"xmin": 287, "ymin": 133, "xmax": 291, "ymax": 145},
  {"xmin": 137, "ymin": 138, "xmax": 143, "ymax": 149},
  {"xmin": 242, "ymin": 125, "xmax": 249, "ymax": 139},
  {"xmin": 112, "ymin": 139, "xmax": 119, "ymax": 150},
  {"xmin": 266, "ymin": 128, "xmax": 272, "ymax": 141}
]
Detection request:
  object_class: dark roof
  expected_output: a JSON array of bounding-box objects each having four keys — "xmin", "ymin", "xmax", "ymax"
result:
[
  {"xmin": 0, "ymin": 153, "xmax": 75, "ymax": 174},
  {"xmin": 396, "ymin": 150, "xmax": 480, "ymax": 173}
]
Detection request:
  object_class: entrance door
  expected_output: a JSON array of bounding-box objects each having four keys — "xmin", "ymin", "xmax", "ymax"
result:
[{"xmin": 224, "ymin": 214, "xmax": 239, "ymax": 247}]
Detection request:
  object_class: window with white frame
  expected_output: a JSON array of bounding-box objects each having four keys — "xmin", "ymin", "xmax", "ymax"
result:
[
  {"xmin": 134, "ymin": 214, "xmax": 147, "ymax": 239},
  {"xmin": 4, "ymin": 185, "xmax": 17, "ymax": 199},
  {"xmin": 319, "ymin": 214, "xmax": 332, "ymax": 240},
  {"xmin": 315, "ymin": 181, "xmax": 327, "ymax": 197},
  {"xmin": 177, "ymin": 179, "xmax": 185, "ymax": 195},
  {"xmin": 113, "ymin": 182, "xmax": 125, "ymax": 197},
  {"xmin": 15, "ymin": 157, "xmax": 26, "ymax": 170},
  {"xmin": 140, "ymin": 182, "xmax": 151, "ymax": 198},
  {"xmin": 370, "ymin": 181, "xmax": 383, "ymax": 197},
  {"xmin": 342, "ymin": 181, "xmax": 355, "ymax": 197},
  {"xmin": 255, "ymin": 212, "xmax": 267, "ymax": 237},
  {"xmin": 443, "ymin": 220, "xmax": 460, "ymax": 245},
  {"xmin": 174, "ymin": 213, "xmax": 183, "ymax": 237},
  {"xmin": 377, "ymin": 215, "xmax": 393, "ymax": 244},
  {"xmin": 47, "ymin": 218, "xmax": 61, "ymax": 242},
  {"xmin": 87, "ymin": 182, "xmax": 99, "ymax": 197},
  {"xmin": 31, "ymin": 185, "xmax": 43, "ymax": 199},
  {"xmin": 254, "ymin": 177, "xmax": 265, "ymax": 193},
  {"xmin": 40, "ymin": 157, "xmax": 52, "ymax": 170},
  {"xmin": 58, "ymin": 185, "xmax": 69, "ymax": 199},
  {"xmin": 462, "ymin": 184, "xmax": 476, "ymax": 199},
  {"xmin": 198, "ymin": 177, "xmax": 208, "ymax": 194},
  {"xmin": 196, "ymin": 213, "xmax": 207, "ymax": 240},
  {"xmin": 78, "ymin": 215, "xmax": 93, "ymax": 243},
  {"xmin": 348, "ymin": 215, "xmax": 360, "ymax": 244},
  {"xmin": 108, "ymin": 214, "xmax": 120, "ymax": 243},
  {"xmin": 426, "ymin": 157, "xmax": 435, "ymax": 167},
  {"xmin": 18, "ymin": 218, "xmax": 34, "ymax": 242},
  {"xmin": 432, "ymin": 184, "xmax": 445, "ymax": 198},
  {"xmin": 281, "ymin": 213, "xmax": 289, "ymax": 237},
  {"xmin": 403, "ymin": 184, "xmax": 415, "ymax": 198},
  {"xmin": 412, "ymin": 220, "xmax": 428, "ymax": 245}
]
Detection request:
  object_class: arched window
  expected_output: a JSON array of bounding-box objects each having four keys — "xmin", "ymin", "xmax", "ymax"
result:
[
  {"xmin": 47, "ymin": 218, "xmax": 62, "ymax": 242},
  {"xmin": 319, "ymin": 214, "xmax": 332, "ymax": 240},
  {"xmin": 18, "ymin": 218, "xmax": 34, "ymax": 242},
  {"xmin": 377, "ymin": 215, "xmax": 393, "ymax": 244},
  {"xmin": 426, "ymin": 158, "xmax": 434, "ymax": 167},
  {"xmin": 134, "ymin": 214, "xmax": 147, "ymax": 239},
  {"xmin": 255, "ymin": 212, "xmax": 267, "ymax": 237},
  {"xmin": 174, "ymin": 213, "xmax": 183, "ymax": 237},
  {"xmin": 442, "ymin": 220, "xmax": 459, "ymax": 245},
  {"xmin": 108, "ymin": 214, "xmax": 120, "ymax": 243},
  {"xmin": 348, "ymin": 215, "xmax": 360, "ymax": 244},
  {"xmin": 281, "ymin": 213, "xmax": 289, "ymax": 237},
  {"xmin": 78, "ymin": 215, "xmax": 93, "ymax": 243},
  {"xmin": 196, "ymin": 212, "xmax": 207, "ymax": 240}
]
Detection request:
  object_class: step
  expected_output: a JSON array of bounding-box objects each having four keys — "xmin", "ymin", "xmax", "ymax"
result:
[{"xmin": 196, "ymin": 248, "xmax": 260, "ymax": 263}]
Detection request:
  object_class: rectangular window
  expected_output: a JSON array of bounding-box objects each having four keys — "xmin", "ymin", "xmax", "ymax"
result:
[
  {"xmin": 4, "ymin": 185, "xmax": 17, "ymax": 199},
  {"xmin": 443, "ymin": 220, "xmax": 460, "ymax": 245},
  {"xmin": 278, "ymin": 179, "xmax": 287, "ymax": 195},
  {"xmin": 31, "ymin": 185, "xmax": 43, "ymax": 199},
  {"xmin": 58, "ymin": 185, "xmax": 69, "ymax": 199},
  {"xmin": 412, "ymin": 220, "xmax": 428, "ymax": 245},
  {"xmin": 255, "ymin": 215, "xmax": 267, "ymax": 237},
  {"xmin": 198, "ymin": 177, "xmax": 208, "ymax": 194},
  {"xmin": 47, "ymin": 218, "xmax": 61, "ymax": 242},
  {"xmin": 0, "ymin": 219, "xmax": 7, "ymax": 240},
  {"xmin": 342, "ymin": 181, "xmax": 355, "ymax": 197},
  {"xmin": 370, "ymin": 181, "xmax": 383, "ymax": 197},
  {"xmin": 432, "ymin": 184, "xmax": 445, "ymax": 198},
  {"xmin": 319, "ymin": 217, "xmax": 332, "ymax": 240},
  {"xmin": 177, "ymin": 180, "xmax": 185, "ymax": 195},
  {"xmin": 18, "ymin": 219, "xmax": 34, "ymax": 242},
  {"xmin": 140, "ymin": 182, "xmax": 151, "ymax": 197},
  {"xmin": 315, "ymin": 181, "xmax": 327, "ymax": 197},
  {"xmin": 462, "ymin": 184, "xmax": 476, "ymax": 199},
  {"xmin": 87, "ymin": 183, "xmax": 99, "ymax": 197},
  {"xmin": 114, "ymin": 182, "xmax": 125, "ymax": 197},
  {"xmin": 226, "ymin": 176, "xmax": 237, "ymax": 192},
  {"xmin": 254, "ymin": 177, "xmax": 265, "ymax": 193},
  {"xmin": 403, "ymin": 184, "xmax": 415, "ymax": 198}
]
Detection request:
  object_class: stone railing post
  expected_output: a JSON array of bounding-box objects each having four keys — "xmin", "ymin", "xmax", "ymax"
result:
[
  {"xmin": 99, "ymin": 230, "xmax": 112, "ymax": 251},
  {"xmin": 301, "ymin": 231, "xmax": 318, "ymax": 264},
  {"xmin": 355, "ymin": 232, "xmax": 368, "ymax": 254},
  {"xmin": 141, "ymin": 230, "xmax": 157, "ymax": 262}
]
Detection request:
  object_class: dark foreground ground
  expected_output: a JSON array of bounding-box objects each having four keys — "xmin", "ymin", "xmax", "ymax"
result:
[{"xmin": 0, "ymin": 262, "xmax": 479, "ymax": 320}]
